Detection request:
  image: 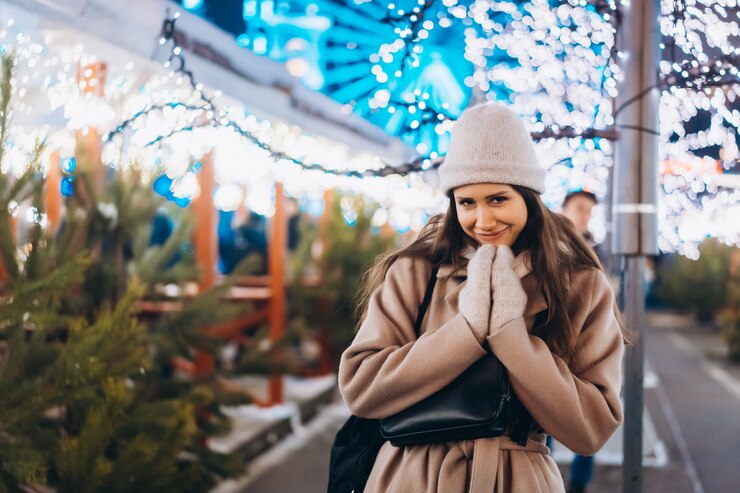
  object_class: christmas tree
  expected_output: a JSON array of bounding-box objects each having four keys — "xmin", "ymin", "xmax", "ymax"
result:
[
  {"xmin": 288, "ymin": 192, "xmax": 396, "ymax": 369},
  {"xmin": 0, "ymin": 53, "xmax": 277, "ymax": 492}
]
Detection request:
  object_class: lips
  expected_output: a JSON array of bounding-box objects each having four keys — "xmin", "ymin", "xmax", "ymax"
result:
[{"xmin": 477, "ymin": 227, "xmax": 508, "ymax": 240}]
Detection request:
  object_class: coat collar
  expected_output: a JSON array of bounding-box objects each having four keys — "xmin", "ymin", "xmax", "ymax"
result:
[{"xmin": 437, "ymin": 249, "xmax": 547, "ymax": 319}]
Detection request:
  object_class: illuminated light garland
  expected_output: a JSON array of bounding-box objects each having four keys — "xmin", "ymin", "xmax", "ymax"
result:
[
  {"xmin": 110, "ymin": 10, "xmax": 618, "ymax": 182},
  {"xmin": 654, "ymin": 0, "xmax": 739, "ymax": 255},
  {"xmin": 0, "ymin": 9, "xmax": 444, "ymax": 235},
  {"xmin": 0, "ymin": 10, "xmax": 437, "ymax": 225},
  {"xmin": 105, "ymin": 11, "xmax": 416, "ymax": 179},
  {"xmin": 379, "ymin": 0, "xmax": 436, "ymax": 71},
  {"xmin": 3, "ymin": 2, "xmax": 738, "ymax": 244},
  {"xmin": 355, "ymin": 0, "xmax": 738, "ymax": 252}
]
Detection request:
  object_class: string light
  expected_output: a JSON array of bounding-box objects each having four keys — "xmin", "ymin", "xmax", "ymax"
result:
[
  {"xmin": 0, "ymin": 8, "xmax": 446, "ymax": 230},
  {"xmin": 106, "ymin": 11, "xmax": 428, "ymax": 179},
  {"xmin": 355, "ymin": 0, "xmax": 738, "ymax": 250},
  {"xmin": 3, "ymin": 2, "xmax": 738, "ymax": 243}
]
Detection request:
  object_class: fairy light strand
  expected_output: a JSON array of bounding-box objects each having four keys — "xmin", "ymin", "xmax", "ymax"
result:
[{"xmin": 108, "ymin": 9, "xmax": 621, "ymax": 180}]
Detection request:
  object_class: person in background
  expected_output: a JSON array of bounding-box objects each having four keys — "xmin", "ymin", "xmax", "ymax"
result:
[
  {"xmin": 218, "ymin": 209, "xmax": 268, "ymax": 275},
  {"xmin": 559, "ymin": 189, "xmax": 600, "ymax": 493},
  {"xmin": 562, "ymin": 191, "xmax": 598, "ymax": 248}
]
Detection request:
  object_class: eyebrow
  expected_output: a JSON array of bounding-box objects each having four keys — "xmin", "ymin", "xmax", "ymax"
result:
[{"xmin": 455, "ymin": 191, "xmax": 510, "ymax": 201}]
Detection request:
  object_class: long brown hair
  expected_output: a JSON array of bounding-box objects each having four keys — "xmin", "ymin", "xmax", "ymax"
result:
[{"xmin": 356, "ymin": 185, "xmax": 625, "ymax": 363}]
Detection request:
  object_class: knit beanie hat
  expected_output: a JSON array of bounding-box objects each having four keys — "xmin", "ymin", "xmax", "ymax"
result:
[{"xmin": 438, "ymin": 103, "xmax": 545, "ymax": 194}]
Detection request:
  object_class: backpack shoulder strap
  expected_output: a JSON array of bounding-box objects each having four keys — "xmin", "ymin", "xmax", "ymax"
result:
[{"xmin": 412, "ymin": 265, "xmax": 440, "ymax": 338}]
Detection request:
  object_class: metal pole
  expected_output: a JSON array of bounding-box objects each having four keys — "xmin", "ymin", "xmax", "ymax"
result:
[
  {"xmin": 612, "ymin": 1, "xmax": 661, "ymax": 492},
  {"xmin": 620, "ymin": 256, "xmax": 646, "ymax": 491},
  {"xmin": 603, "ymin": 145, "xmax": 616, "ymax": 275}
]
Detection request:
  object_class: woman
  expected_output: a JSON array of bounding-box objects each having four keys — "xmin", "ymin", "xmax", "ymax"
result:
[{"xmin": 338, "ymin": 103, "xmax": 625, "ymax": 492}]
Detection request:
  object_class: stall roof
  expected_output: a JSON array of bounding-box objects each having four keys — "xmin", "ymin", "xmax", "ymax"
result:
[{"xmin": 2, "ymin": 0, "xmax": 414, "ymax": 164}]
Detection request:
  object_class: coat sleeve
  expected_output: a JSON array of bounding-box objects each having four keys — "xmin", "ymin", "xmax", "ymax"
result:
[
  {"xmin": 338, "ymin": 256, "xmax": 487, "ymax": 419},
  {"xmin": 486, "ymin": 268, "xmax": 624, "ymax": 455}
]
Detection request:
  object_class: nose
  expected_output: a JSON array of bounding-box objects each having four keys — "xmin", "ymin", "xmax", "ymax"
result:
[{"xmin": 476, "ymin": 206, "xmax": 498, "ymax": 229}]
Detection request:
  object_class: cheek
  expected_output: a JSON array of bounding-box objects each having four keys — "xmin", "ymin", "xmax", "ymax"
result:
[
  {"xmin": 511, "ymin": 204, "xmax": 528, "ymax": 232},
  {"xmin": 456, "ymin": 209, "xmax": 476, "ymax": 230}
]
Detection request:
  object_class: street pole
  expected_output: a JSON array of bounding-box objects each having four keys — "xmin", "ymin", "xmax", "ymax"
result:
[{"xmin": 612, "ymin": 1, "xmax": 661, "ymax": 493}]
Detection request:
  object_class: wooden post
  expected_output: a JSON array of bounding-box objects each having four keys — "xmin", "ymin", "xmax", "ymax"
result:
[
  {"xmin": 0, "ymin": 214, "xmax": 16, "ymax": 289},
  {"xmin": 73, "ymin": 127, "xmax": 105, "ymax": 268},
  {"xmin": 76, "ymin": 61, "xmax": 107, "ymax": 98},
  {"xmin": 193, "ymin": 152, "xmax": 217, "ymax": 375},
  {"xmin": 268, "ymin": 182, "xmax": 287, "ymax": 404},
  {"xmin": 381, "ymin": 221, "xmax": 395, "ymax": 239},
  {"xmin": 319, "ymin": 189, "xmax": 333, "ymax": 242},
  {"xmin": 74, "ymin": 128, "xmax": 105, "ymax": 196},
  {"xmin": 45, "ymin": 152, "xmax": 62, "ymax": 234},
  {"xmin": 193, "ymin": 152, "xmax": 217, "ymax": 292},
  {"xmin": 74, "ymin": 61, "xmax": 107, "ymax": 197}
]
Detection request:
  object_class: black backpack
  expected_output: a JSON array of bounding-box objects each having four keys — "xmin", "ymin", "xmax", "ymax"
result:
[{"xmin": 326, "ymin": 415, "xmax": 384, "ymax": 493}]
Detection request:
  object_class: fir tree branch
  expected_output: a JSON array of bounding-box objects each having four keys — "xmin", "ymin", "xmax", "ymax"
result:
[{"xmin": 0, "ymin": 54, "xmax": 14, "ymax": 187}]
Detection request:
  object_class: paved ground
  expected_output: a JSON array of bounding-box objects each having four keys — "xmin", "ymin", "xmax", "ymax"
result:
[{"xmin": 230, "ymin": 311, "xmax": 740, "ymax": 493}]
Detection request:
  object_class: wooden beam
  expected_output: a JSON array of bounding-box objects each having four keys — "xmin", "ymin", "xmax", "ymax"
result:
[
  {"xmin": 193, "ymin": 152, "xmax": 217, "ymax": 292},
  {"xmin": 192, "ymin": 152, "xmax": 217, "ymax": 376},
  {"xmin": 74, "ymin": 128, "xmax": 105, "ymax": 198},
  {"xmin": 74, "ymin": 62, "xmax": 107, "ymax": 196},
  {"xmin": 0, "ymin": 214, "xmax": 16, "ymax": 289},
  {"xmin": 319, "ymin": 189, "xmax": 334, "ymax": 245},
  {"xmin": 268, "ymin": 182, "xmax": 287, "ymax": 404},
  {"xmin": 76, "ymin": 61, "xmax": 107, "ymax": 98},
  {"xmin": 201, "ymin": 307, "xmax": 270, "ymax": 338},
  {"xmin": 45, "ymin": 152, "xmax": 63, "ymax": 234}
]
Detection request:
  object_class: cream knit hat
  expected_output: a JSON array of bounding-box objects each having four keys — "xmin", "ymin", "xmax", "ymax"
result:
[{"xmin": 438, "ymin": 103, "xmax": 545, "ymax": 194}]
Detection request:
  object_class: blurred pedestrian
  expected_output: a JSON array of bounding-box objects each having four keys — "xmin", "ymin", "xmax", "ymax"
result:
[
  {"xmin": 338, "ymin": 103, "xmax": 626, "ymax": 492},
  {"xmin": 562, "ymin": 190, "xmax": 598, "ymax": 247}
]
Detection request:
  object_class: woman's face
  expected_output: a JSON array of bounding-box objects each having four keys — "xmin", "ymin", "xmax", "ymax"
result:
[{"xmin": 453, "ymin": 183, "xmax": 528, "ymax": 247}]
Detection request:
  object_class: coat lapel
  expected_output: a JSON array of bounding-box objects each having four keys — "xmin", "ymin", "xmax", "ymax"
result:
[
  {"xmin": 437, "ymin": 263, "xmax": 467, "ymax": 309},
  {"xmin": 521, "ymin": 275, "xmax": 548, "ymax": 319}
]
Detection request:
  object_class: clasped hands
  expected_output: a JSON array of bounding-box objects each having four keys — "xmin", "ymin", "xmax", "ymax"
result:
[{"xmin": 458, "ymin": 244, "xmax": 528, "ymax": 343}]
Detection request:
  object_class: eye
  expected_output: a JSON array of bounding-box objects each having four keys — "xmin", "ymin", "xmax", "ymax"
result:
[
  {"xmin": 457, "ymin": 199, "xmax": 474, "ymax": 207},
  {"xmin": 490, "ymin": 196, "xmax": 508, "ymax": 204}
]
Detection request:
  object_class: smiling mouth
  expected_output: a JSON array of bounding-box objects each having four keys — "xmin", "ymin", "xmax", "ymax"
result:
[{"xmin": 477, "ymin": 228, "xmax": 508, "ymax": 240}]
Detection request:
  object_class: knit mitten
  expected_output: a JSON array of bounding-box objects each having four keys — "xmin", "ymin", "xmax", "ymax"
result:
[
  {"xmin": 489, "ymin": 246, "xmax": 528, "ymax": 336},
  {"xmin": 458, "ymin": 244, "xmax": 496, "ymax": 342}
]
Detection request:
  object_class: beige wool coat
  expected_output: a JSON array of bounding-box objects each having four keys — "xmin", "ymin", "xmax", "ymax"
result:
[{"xmin": 338, "ymin": 252, "xmax": 624, "ymax": 493}]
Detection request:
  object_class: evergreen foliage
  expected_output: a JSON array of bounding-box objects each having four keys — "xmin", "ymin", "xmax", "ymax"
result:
[
  {"xmin": 655, "ymin": 238, "xmax": 735, "ymax": 322},
  {"xmin": 288, "ymin": 193, "xmax": 396, "ymax": 369},
  {"xmin": 719, "ymin": 257, "xmax": 740, "ymax": 362},
  {"xmin": 0, "ymin": 54, "xmax": 275, "ymax": 492}
]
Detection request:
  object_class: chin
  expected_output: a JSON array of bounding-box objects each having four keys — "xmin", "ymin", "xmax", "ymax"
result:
[{"xmin": 477, "ymin": 238, "xmax": 512, "ymax": 247}]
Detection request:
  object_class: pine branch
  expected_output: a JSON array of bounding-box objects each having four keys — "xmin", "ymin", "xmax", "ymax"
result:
[
  {"xmin": 130, "ymin": 209, "xmax": 197, "ymax": 287},
  {"xmin": 0, "ymin": 139, "xmax": 45, "ymax": 212},
  {"xmin": 0, "ymin": 255, "xmax": 90, "ymax": 331},
  {"xmin": 0, "ymin": 431, "xmax": 47, "ymax": 490},
  {"xmin": 97, "ymin": 400, "xmax": 197, "ymax": 493},
  {"xmin": 23, "ymin": 162, "xmax": 47, "ymax": 283},
  {"xmin": 0, "ymin": 54, "xmax": 14, "ymax": 183},
  {"xmin": 150, "ymin": 257, "xmax": 260, "ymax": 358},
  {"xmin": 56, "ymin": 378, "xmax": 133, "ymax": 493},
  {"xmin": 59, "ymin": 280, "xmax": 149, "ymax": 390}
]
